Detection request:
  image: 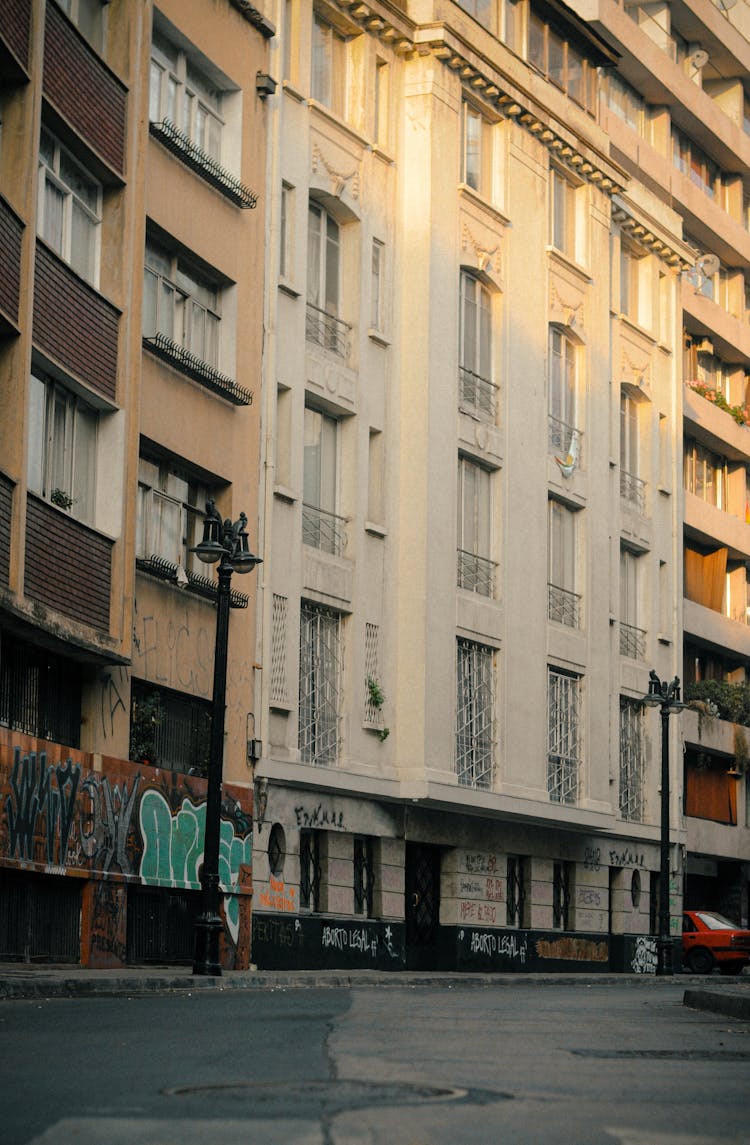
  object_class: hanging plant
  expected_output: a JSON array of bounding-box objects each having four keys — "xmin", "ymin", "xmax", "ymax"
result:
[{"xmin": 732, "ymin": 725, "xmax": 750, "ymax": 775}]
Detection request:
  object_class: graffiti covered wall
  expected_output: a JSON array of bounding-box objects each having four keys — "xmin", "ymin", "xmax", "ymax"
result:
[{"xmin": 0, "ymin": 727, "xmax": 253, "ymax": 968}]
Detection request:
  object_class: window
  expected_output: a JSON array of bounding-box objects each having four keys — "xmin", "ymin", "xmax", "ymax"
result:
[
  {"xmin": 619, "ymin": 698, "xmax": 645, "ymax": 821},
  {"xmin": 143, "ymin": 238, "xmax": 222, "ymax": 369},
  {"xmin": 150, "ymin": 29, "xmax": 223, "ymax": 160},
  {"xmin": 461, "ymin": 101, "xmax": 493, "ymax": 199},
  {"xmin": 548, "ymin": 499, "xmax": 579, "ymax": 628},
  {"xmin": 370, "ymin": 239, "xmax": 384, "ymax": 333},
  {"xmin": 299, "ymin": 601, "xmax": 341, "ymax": 765},
  {"xmin": 552, "ymin": 861, "xmax": 574, "ymax": 929},
  {"xmin": 547, "ymin": 668, "xmax": 581, "ymax": 804},
  {"xmin": 620, "ymin": 245, "xmax": 645, "ymax": 325},
  {"xmin": 459, "ymin": 272, "xmax": 496, "ymax": 420},
  {"xmin": 300, "ymin": 829, "xmax": 322, "ymax": 910},
  {"xmin": 684, "ymin": 440, "xmax": 726, "ymax": 509},
  {"xmin": 456, "ymin": 639, "xmax": 494, "ymax": 789},
  {"xmin": 367, "ymin": 429, "xmax": 384, "ymax": 525},
  {"xmin": 506, "ymin": 855, "xmax": 528, "ymax": 927},
  {"xmin": 697, "ymin": 350, "xmax": 733, "ymax": 403},
  {"xmin": 549, "ymin": 167, "xmax": 578, "ymax": 260},
  {"xmin": 620, "ymin": 548, "xmax": 644, "ymax": 660},
  {"xmin": 27, "ymin": 373, "xmax": 97, "ymax": 525},
  {"xmin": 605, "ymin": 74, "xmax": 646, "ymax": 135},
  {"xmin": 311, "ymin": 9, "xmax": 347, "ymax": 115},
  {"xmin": 457, "ymin": 457, "xmax": 494, "ymax": 596},
  {"xmin": 280, "ymin": 183, "xmax": 293, "ymax": 280},
  {"xmin": 354, "ymin": 836, "xmax": 375, "ymax": 917},
  {"xmin": 130, "ymin": 679, "xmax": 211, "ymax": 775},
  {"xmin": 374, "ymin": 58, "xmax": 389, "ymax": 147},
  {"xmin": 0, "ymin": 633, "xmax": 81, "ymax": 748},
  {"xmin": 58, "ymin": 0, "xmax": 107, "ymax": 51},
  {"xmin": 501, "ymin": 0, "xmax": 523, "ymax": 53},
  {"xmin": 672, "ymin": 128, "xmax": 721, "ymax": 200},
  {"xmin": 136, "ymin": 457, "xmax": 207, "ymax": 575},
  {"xmin": 303, "ymin": 406, "xmax": 345, "ymax": 554},
  {"xmin": 548, "ymin": 327, "xmax": 578, "ymax": 453},
  {"xmin": 306, "ymin": 202, "xmax": 349, "ymax": 357},
  {"xmin": 620, "ymin": 393, "xmax": 645, "ymax": 512},
  {"xmin": 457, "ymin": 0, "xmax": 495, "ymax": 32},
  {"xmin": 527, "ymin": 10, "xmax": 596, "ymax": 111},
  {"xmin": 363, "ymin": 621, "xmax": 383, "ymax": 726},
  {"xmin": 38, "ymin": 129, "xmax": 101, "ymax": 285}
]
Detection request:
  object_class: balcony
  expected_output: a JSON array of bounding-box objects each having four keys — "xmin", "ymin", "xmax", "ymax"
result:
[
  {"xmin": 548, "ymin": 416, "xmax": 582, "ymax": 467},
  {"xmin": 620, "ymin": 470, "xmax": 646, "ymax": 515},
  {"xmin": 459, "ymin": 366, "xmax": 498, "ymax": 422},
  {"xmin": 143, "ymin": 334, "xmax": 252, "ymax": 406},
  {"xmin": 302, "ymin": 504, "xmax": 348, "ymax": 556},
  {"xmin": 619, "ymin": 621, "xmax": 646, "ymax": 660},
  {"xmin": 548, "ymin": 583, "xmax": 581, "ymax": 629},
  {"xmin": 457, "ymin": 550, "xmax": 496, "ymax": 597},
  {"xmin": 305, "ymin": 303, "xmax": 351, "ymax": 360}
]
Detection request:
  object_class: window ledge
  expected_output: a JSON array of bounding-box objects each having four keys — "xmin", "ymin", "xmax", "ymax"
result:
[
  {"xmin": 657, "ymin": 634, "xmax": 672, "ymax": 645},
  {"xmin": 546, "ymin": 246, "xmax": 592, "ymax": 284},
  {"xmin": 282, "ymin": 79, "xmax": 307, "ymax": 103},
  {"xmin": 143, "ymin": 334, "xmax": 252, "ymax": 406},
  {"xmin": 371, "ymin": 144, "xmax": 395, "ymax": 165},
  {"xmin": 619, "ymin": 313, "xmax": 657, "ymax": 345},
  {"xmin": 365, "ymin": 521, "xmax": 387, "ymax": 538},
  {"xmin": 307, "ymin": 99, "xmax": 370, "ymax": 149},
  {"xmin": 136, "ymin": 555, "xmax": 249, "ymax": 608},
  {"xmin": 368, "ymin": 329, "xmax": 390, "ymax": 348},
  {"xmin": 278, "ymin": 279, "xmax": 301, "ymax": 299},
  {"xmin": 274, "ymin": 484, "xmax": 298, "ymax": 503},
  {"xmin": 149, "ymin": 120, "xmax": 258, "ymax": 209},
  {"xmin": 458, "ymin": 183, "xmax": 510, "ymax": 228}
]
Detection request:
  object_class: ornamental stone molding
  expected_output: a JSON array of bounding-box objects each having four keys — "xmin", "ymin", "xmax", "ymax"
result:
[
  {"xmin": 550, "ymin": 283, "xmax": 584, "ymax": 331},
  {"xmin": 461, "ymin": 222, "xmax": 501, "ymax": 280},
  {"xmin": 312, "ymin": 142, "xmax": 360, "ymax": 201}
]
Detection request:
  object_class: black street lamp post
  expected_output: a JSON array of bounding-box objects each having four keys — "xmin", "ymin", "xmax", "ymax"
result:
[
  {"xmin": 191, "ymin": 501, "xmax": 261, "ymax": 976},
  {"xmin": 643, "ymin": 670, "xmax": 684, "ymax": 977}
]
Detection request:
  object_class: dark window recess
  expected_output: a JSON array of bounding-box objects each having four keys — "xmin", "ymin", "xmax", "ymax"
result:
[
  {"xmin": 129, "ymin": 679, "xmax": 211, "ymax": 775},
  {"xmin": 354, "ymin": 836, "xmax": 375, "ymax": 917},
  {"xmin": 0, "ymin": 633, "xmax": 82, "ymax": 747},
  {"xmin": 506, "ymin": 855, "xmax": 527, "ymax": 927},
  {"xmin": 0, "ymin": 871, "xmax": 81, "ymax": 963},
  {"xmin": 268, "ymin": 823, "xmax": 286, "ymax": 877},
  {"xmin": 126, "ymin": 885, "xmax": 201, "ymax": 964},
  {"xmin": 300, "ymin": 829, "xmax": 321, "ymax": 911},
  {"xmin": 553, "ymin": 860, "xmax": 572, "ymax": 930}
]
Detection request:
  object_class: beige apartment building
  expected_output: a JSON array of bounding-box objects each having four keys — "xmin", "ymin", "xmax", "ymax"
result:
[
  {"xmin": 249, "ymin": 0, "xmax": 733, "ymax": 972},
  {"xmin": 0, "ymin": 0, "xmax": 269, "ymax": 967}
]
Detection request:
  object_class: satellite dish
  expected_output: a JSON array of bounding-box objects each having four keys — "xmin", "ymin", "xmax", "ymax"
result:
[
  {"xmin": 690, "ymin": 48, "xmax": 710, "ymax": 70},
  {"xmin": 697, "ymin": 253, "xmax": 720, "ymax": 278},
  {"xmin": 716, "ymin": 0, "xmax": 737, "ymax": 12}
]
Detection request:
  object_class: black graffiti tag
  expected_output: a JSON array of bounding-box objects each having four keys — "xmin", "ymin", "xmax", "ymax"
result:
[
  {"xmin": 79, "ymin": 774, "xmax": 140, "ymax": 874},
  {"xmin": 6, "ymin": 748, "xmax": 81, "ymax": 864}
]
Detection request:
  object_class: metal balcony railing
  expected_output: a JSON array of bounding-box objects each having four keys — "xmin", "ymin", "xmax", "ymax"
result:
[
  {"xmin": 302, "ymin": 503, "xmax": 348, "ymax": 556},
  {"xmin": 149, "ymin": 120, "xmax": 257, "ymax": 208},
  {"xmin": 619, "ymin": 621, "xmax": 646, "ymax": 660},
  {"xmin": 305, "ymin": 302, "xmax": 351, "ymax": 359},
  {"xmin": 620, "ymin": 470, "xmax": 646, "ymax": 514},
  {"xmin": 457, "ymin": 550, "xmax": 496, "ymax": 597},
  {"xmin": 143, "ymin": 333, "xmax": 252, "ymax": 406},
  {"xmin": 459, "ymin": 366, "xmax": 498, "ymax": 421},
  {"xmin": 548, "ymin": 583, "xmax": 581, "ymax": 628},
  {"xmin": 548, "ymin": 415, "xmax": 582, "ymax": 462}
]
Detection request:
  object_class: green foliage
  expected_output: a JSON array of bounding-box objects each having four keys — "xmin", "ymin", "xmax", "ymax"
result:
[
  {"xmin": 129, "ymin": 691, "xmax": 164, "ymax": 766},
  {"xmin": 367, "ymin": 676, "xmax": 385, "ymax": 710},
  {"xmin": 684, "ymin": 680, "xmax": 750, "ymax": 727},
  {"xmin": 51, "ymin": 488, "xmax": 76, "ymax": 510},
  {"xmin": 689, "ymin": 383, "xmax": 749, "ymax": 427}
]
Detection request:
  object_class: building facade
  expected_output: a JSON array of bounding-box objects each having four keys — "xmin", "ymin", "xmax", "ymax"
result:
[
  {"xmin": 250, "ymin": 0, "xmax": 713, "ymax": 973},
  {"xmin": 0, "ymin": 0, "xmax": 269, "ymax": 967}
]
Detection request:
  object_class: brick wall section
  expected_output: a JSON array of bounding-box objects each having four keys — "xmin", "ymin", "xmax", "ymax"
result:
[
  {"xmin": 25, "ymin": 495, "xmax": 112, "ymax": 631},
  {"xmin": 33, "ymin": 243, "xmax": 119, "ymax": 401},
  {"xmin": 0, "ymin": 475, "xmax": 13, "ymax": 589},
  {"xmin": 0, "ymin": 196, "xmax": 23, "ymax": 327},
  {"xmin": 43, "ymin": 3, "xmax": 126, "ymax": 175},
  {"xmin": 0, "ymin": 0, "xmax": 31, "ymax": 70}
]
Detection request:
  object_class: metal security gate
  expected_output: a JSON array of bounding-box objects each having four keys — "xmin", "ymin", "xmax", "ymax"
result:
[
  {"xmin": 0, "ymin": 871, "xmax": 81, "ymax": 963},
  {"xmin": 126, "ymin": 885, "xmax": 202, "ymax": 964},
  {"xmin": 405, "ymin": 843, "xmax": 442, "ymax": 970}
]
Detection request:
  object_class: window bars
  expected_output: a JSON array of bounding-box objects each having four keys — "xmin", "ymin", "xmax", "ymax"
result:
[
  {"xmin": 299, "ymin": 602, "xmax": 341, "ymax": 766},
  {"xmin": 363, "ymin": 623, "xmax": 382, "ymax": 726},
  {"xmin": 457, "ymin": 549, "xmax": 496, "ymax": 597},
  {"xmin": 619, "ymin": 698, "xmax": 646, "ymax": 822},
  {"xmin": 620, "ymin": 470, "xmax": 646, "ymax": 514},
  {"xmin": 299, "ymin": 829, "xmax": 321, "ymax": 911},
  {"xmin": 354, "ymin": 836, "xmax": 375, "ymax": 917},
  {"xmin": 553, "ymin": 861, "xmax": 572, "ymax": 930},
  {"xmin": 456, "ymin": 639, "xmax": 494, "ymax": 789},
  {"xmin": 459, "ymin": 366, "xmax": 498, "ymax": 421},
  {"xmin": 547, "ymin": 583, "xmax": 581, "ymax": 628},
  {"xmin": 270, "ymin": 594, "xmax": 289, "ymax": 706},
  {"xmin": 302, "ymin": 503, "xmax": 348, "ymax": 556},
  {"xmin": 0, "ymin": 634, "xmax": 82, "ymax": 748},
  {"xmin": 619, "ymin": 622, "xmax": 646, "ymax": 661},
  {"xmin": 547, "ymin": 668, "xmax": 580, "ymax": 805}
]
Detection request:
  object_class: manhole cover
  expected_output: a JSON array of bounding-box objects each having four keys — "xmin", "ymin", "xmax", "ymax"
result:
[
  {"xmin": 572, "ymin": 1049, "xmax": 750, "ymax": 1061},
  {"xmin": 164, "ymin": 1079, "xmax": 512, "ymax": 1113}
]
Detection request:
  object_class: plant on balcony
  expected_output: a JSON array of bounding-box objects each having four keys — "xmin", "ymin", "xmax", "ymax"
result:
[
  {"xmin": 366, "ymin": 676, "xmax": 390, "ymax": 742},
  {"xmin": 688, "ymin": 383, "xmax": 750, "ymax": 427},
  {"xmin": 684, "ymin": 680, "xmax": 750, "ymax": 774},
  {"xmin": 129, "ymin": 691, "xmax": 164, "ymax": 767},
  {"xmin": 50, "ymin": 488, "xmax": 76, "ymax": 511}
]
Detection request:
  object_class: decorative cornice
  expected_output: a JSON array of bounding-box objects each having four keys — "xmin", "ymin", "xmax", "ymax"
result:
[
  {"xmin": 332, "ymin": 0, "xmax": 414, "ymax": 52},
  {"xmin": 612, "ymin": 203, "xmax": 693, "ymax": 272},
  {"xmin": 311, "ymin": 143, "xmax": 360, "ymax": 200}
]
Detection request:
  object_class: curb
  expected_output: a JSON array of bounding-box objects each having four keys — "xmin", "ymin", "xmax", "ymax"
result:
[{"xmin": 683, "ymin": 988, "xmax": 750, "ymax": 1021}]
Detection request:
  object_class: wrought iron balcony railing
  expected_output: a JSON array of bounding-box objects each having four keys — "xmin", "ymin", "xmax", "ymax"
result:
[
  {"xmin": 548, "ymin": 583, "xmax": 581, "ymax": 628},
  {"xmin": 136, "ymin": 555, "xmax": 249, "ymax": 608},
  {"xmin": 459, "ymin": 366, "xmax": 498, "ymax": 421},
  {"xmin": 619, "ymin": 621, "xmax": 646, "ymax": 660},
  {"xmin": 620, "ymin": 470, "xmax": 646, "ymax": 514},
  {"xmin": 457, "ymin": 550, "xmax": 496, "ymax": 597},
  {"xmin": 143, "ymin": 333, "xmax": 252, "ymax": 406},
  {"xmin": 548, "ymin": 415, "xmax": 582, "ymax": 463},
  {"xmin": 302, "ymin": 503, "xmax": 348, "ymax": 556},
  {"xmin": 305, "ymin": 302, "xmax": 351, "ymax": 359}
]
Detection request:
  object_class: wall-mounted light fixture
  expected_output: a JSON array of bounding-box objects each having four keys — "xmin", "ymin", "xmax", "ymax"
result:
[{"xmin": 256, "ymin": 72, "xmax": 277, "ymax": 98}]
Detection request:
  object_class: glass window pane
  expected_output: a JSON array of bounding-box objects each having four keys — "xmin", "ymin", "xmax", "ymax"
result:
[
  {"xmin": 42, "ymin": 179, "xmax": 65, "ymax": 255},
  {"xmin": 72, "ymin": 403, "xmax": 96, "ymax": 522},
  {"xmin": 27, "ymin": 375, "xmax": 46, "ymax": 494},
  {"xmin": 70, "ymin": 201, "xmax": 95, "ymax": 281}
]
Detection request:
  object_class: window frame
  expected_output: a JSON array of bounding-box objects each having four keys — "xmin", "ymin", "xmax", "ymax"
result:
[
  {"xmin": 27, "ymin": 372, "xmax": 98, "ymax": 526},
  {"xmin": 461, "ymin": 99, "xmax": 493, "ymax": 199},
  {"xmin": 547, "ymin": 667, "xmax": 581, "ymax": 805},
  {"xmin": 548, "ymin": 325, "xmax": 578, "ymax": 450},
  {"xmin": 547, "ymin": 498, "xmax": 579, "ymax": 627},
  {"xmin": 149, "ymin": 30, "xmax": 224, "ymax": 162},
  {"xmin": 38, "ymin": 128, "xmax": 102, "ymax": 286},
  {"xmin": 136, "ymin": 456, "xmax": 209, "ymax": 575},
  {"xmin": 457, "ymin": 456, "xmax": 494, "ymax": 596},
  {"xmin": 549, "ymin": 166, "xmax": 579, "ymax": 261},
  {"xmin": 455, "ymin": 638, "xmax": 495, "ymax": 790},
  {"xmin": 311, "ymin": 8, "xmax": 348, "ymax": 116},
  {"xmin": 298, "ymin": 601, "xmax": 342, "ymax": 766},
  {"xmin": 143, "ymin": 237, "xmax": 222, "ymax": 370}
]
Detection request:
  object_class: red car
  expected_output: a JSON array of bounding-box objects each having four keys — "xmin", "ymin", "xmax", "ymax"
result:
[{"xmin": 682, "ymin": 910, "xmax": 750, "ymax": 975}]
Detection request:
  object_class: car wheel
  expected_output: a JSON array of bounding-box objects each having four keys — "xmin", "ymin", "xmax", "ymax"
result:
[
  {"xmin": 719, "ymin": 963, "xmax": 745, "ymax": 976},
  {"xmin": 687, "ymin": 947, "xmax": 714, "ymax": 974}
]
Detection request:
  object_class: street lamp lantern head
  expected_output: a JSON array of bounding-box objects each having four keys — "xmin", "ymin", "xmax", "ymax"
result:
[
  {"xmin": 190, "ymin": 501, "xmax": 225, "ymax": 564},
  {"xmin": 643, "ymin": 670, "xmax": 683, "ymax": 711},
  {"xmin": 230, "ymin": 512, "xmax": 263, "ymax": 575}
]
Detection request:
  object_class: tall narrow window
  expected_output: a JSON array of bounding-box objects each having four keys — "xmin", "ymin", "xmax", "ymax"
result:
[
  {"xmin": 548, "ymin": 327, "xmax": 578, "ymax": 455},
  {"xmin": 459, "ymin": 272, "xmax": 495, "ymax": 420},
  {"xmin": 371, "ymin": 239, "xmax": 384, "ymax": 332},
  {"xmin": 456, "ymin": 639, "xmax": 494, "ymax": 789},
  {"xmin": 38, "ymin": 129, "xmax": 101, "ymax": 285},
  {"xmin": 620, "ymin": 698, "xmax": 645, "ymax": 821},
  {"xmin": 461, "ymin": 101, "xmax": 492, "ymax": 198},
  {"xmin": 299, "ymin": 601, "xmax": 341, "ymax": 765},
  {"xmin": 136, "ymin": 457, "xmax": 207, "ymax": 575},
  {"xmin": 620, "ymin": 393, "xmax": 645, "ymax": 512},
  {"xmin": 547, "ymin": 668, "xmax": 581, "ymax": 805},
  {"xmin": 506, "ymin": 855, "xmax": 528, "ymax": 927},
  {"xmin": 374, "ymin": 58, "xmax": 389, "ymax": 147},
  {"xmin": 300, "ymin": 829, "xmax": 321, "ymax": 910},
  {"xmin": 27, "ymin": 373, "xmax": 98, "ymax": 525},
  {"xmin": 303, "ymin": 407, "xmax": 344, "ymax": 554},
  {"xmin": 143, "ymin": 239, "xmax": 222, "ymax": 369},
  {"xmin": 280, "ymin": 182, "xmax": 294, "ymax": 280},
  {"xmin": 548, "ymin": 499, "xmax": 579, "ymax": 628},
  {"xmin": 367, "ymin": 429, "xmax": 384, "ymax": 525},
  {"xmin": 552, "ymin": 861, "xmax": 574, "ymax": 929},
  {"xmin": 307, "ymin": 202, "xmax": 348, "ymax": 356},
  {"xmin": 354, "ymin": 836, "xmax": 375, "ymax": 916},
  {"xmin": 620, "ymin": 548, "xmax": 644, "ymax": 660},
  {"xmin": 550, "ymin": 167, "xmax": 576, "ymax": 258},
  {"xmin": 311, "ymin": 10, "xmax": 346, "ymax": 115},
  {"xmin": 457, "ymin": 457, "xmax": 494, "ymax": 597},
  {"xmin": 150, "ymin": 29, "xmax": 224, "ymax": 160}
]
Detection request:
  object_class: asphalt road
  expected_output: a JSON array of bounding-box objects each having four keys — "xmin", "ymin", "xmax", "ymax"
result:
[{"xmin": 1, "ymin": 982, "xmax": 748, "ymax": 1144}]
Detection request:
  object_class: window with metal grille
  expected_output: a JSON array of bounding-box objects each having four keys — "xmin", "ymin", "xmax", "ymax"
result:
[
  {"xmin": 506, "ymin": 855, "xmax": 527, "ymax": 927},
  {"xmin": 300, "ymin": 829, "xmax": 321, "ymax": 911},
  {"xmin": 354, "ymin": 836, "xmax": 375, "ymax": 917},
  {"xmin": 363, "ymin": 622, "xmax": 383, "ymax": 726},
  {"xmin": 455, "ymin": 639, "xmax": 494, "ymax": 789},
  {"xmin": 547, "ymin": 668, "xmax": 581, "ymax": 805},
  {"xmin": 0, "ymin": 633, "xmax": 82, "ymax": 748},
  {"xmin": 299, "ymin": 602, "xmax": 341, "ymax": 765},
  {"xmin": 548, "ymin": 498, "xmax": 580, "ymax": 628},
  {"xmin": 553, "ymin": 860, "xmax": 573, "ymax": 930},
  {"xmin": 620, "ymin": 548, "xmax": 645, "ymax": 660},
  {"xmin": 129, "ymin": 680, "xmax": 211, "ymax": 775},
  {"xmin": 619, "ymin": 698, "xmax": 645, "ymax": 821},
  {"xmin": 457, "ymin": 457, "xmax": 495, "ymax": 597},
  {"xmin": 270, "ymin": 594, "xmax": 289, "ymax": 706}
]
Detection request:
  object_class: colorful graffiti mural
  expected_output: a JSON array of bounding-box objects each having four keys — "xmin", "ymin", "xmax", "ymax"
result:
[{"xmin": 0, "ymin": 728, "xmax": 253, "ymax": 968}]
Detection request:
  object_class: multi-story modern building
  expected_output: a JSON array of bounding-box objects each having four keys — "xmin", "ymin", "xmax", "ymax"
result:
[
  {"xmin": 0, "ymin": 0, "xmax": 270, "ymax": 967},
  {"xmin": 250, "ymin": 0, "xmax": 712, "ymax": 972}
]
